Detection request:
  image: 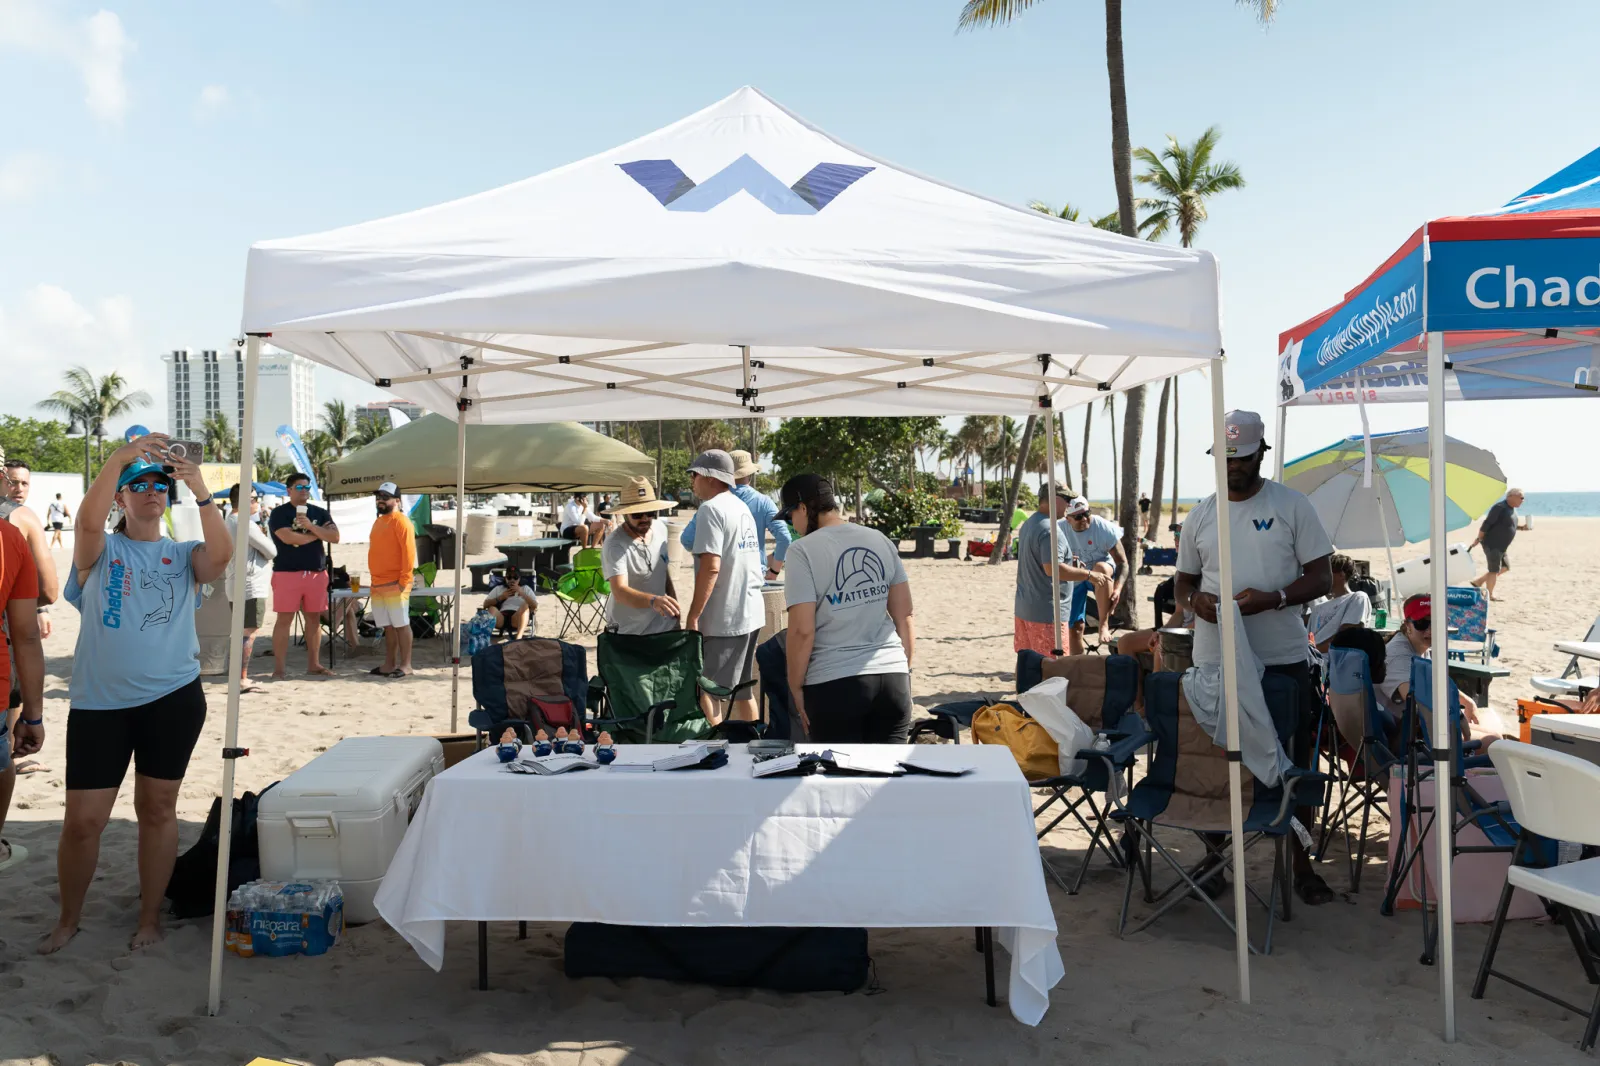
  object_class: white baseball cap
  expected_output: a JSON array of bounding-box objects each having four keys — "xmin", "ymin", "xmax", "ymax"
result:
[
  {"xmin": 376, "ymin": 481, "xmax": 400, "ymax": 497},
  {"xmin": 1064, "ymin": 496, "xmax": 1091, "ymax": 516}
]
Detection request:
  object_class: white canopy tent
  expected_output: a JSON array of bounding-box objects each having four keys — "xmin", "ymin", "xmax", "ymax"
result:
[{"xmin": 214, "ymin": 86, "xmax": 1247, "ymax": 1016}]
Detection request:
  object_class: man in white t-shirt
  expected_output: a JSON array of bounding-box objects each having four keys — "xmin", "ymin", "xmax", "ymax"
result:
[
  {"xmin": 1060, "ymin": 496, "xmax": 1126, "ymax": 654},
  {"xmin": 600, "ymin": 476, "xmax": 680, "ymax": 636},
  {"xmin": 481, "ymin": 569, "xmax": 538, "ymax": 639},
  {"xmin": 685, "ymin": 450, "xmax": 764, "ymax": 724},
  {"xmin": 1175, "ymin": 409, "xmax": 1335, "ymax": 905},
  {"xmin": 559, "ymin": 493, "xmax": 608, "ymax": 549}
]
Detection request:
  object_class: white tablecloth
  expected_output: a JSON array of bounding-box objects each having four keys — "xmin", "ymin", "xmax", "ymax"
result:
[{"xmin": 375, "ymin": 743, "xmax": 1064, "ymax": 1024}]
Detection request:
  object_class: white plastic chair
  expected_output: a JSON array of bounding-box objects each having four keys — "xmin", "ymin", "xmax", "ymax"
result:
[
  {"xmin": 1471, "ymin": 740, "xmax": 1600, "ymax": 1050},
  {"xmin": 1531, "ymin": 614, "xmax": 1600, "ymax": 696}
]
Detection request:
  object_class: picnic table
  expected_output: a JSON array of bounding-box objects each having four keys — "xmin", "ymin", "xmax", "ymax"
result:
[
  {"xmin": 1447, "ymin": 660, "xmax": 1511, "ymax": 706},
  {"xmin": 467, "ymin": 556, "xmax": 508, "ymax": 592},
  {"xmin": 1556, "ymin": 641, "xmax": 1600, "ymax": 662},
  {"xmin": 898, "ymin": 523, "xmax": 961, "ymax": 560},
  {"xmin": 496, "ymin": 537, "xmax": 575, "ymax": 578}
]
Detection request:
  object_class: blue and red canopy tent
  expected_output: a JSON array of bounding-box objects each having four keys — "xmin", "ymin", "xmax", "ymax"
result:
[{"xmin": 1273, "ymin": 145, "xmax": 1600, "ymax": 1044}]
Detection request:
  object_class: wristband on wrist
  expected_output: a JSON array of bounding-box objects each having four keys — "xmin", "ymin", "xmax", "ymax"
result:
[
  {"xmin": 194, "ymin": 496, "xmax": 214, "ymax": 508},
  {"xmin": 20, "ymin": 717, "xmax": 43, "ymax": 726}
]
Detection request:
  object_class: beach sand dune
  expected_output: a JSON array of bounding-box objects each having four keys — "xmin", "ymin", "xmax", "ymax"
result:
[{"xmin": 2, "ymin": 519, "xmax": 1596, "ymax": 1065}]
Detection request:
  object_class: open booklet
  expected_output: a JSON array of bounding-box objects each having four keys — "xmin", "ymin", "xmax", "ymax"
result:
[
  {"xmin": 505, "ymin": 752, "xmax": 594, "ymax": 775},
  {"xmin": 607, "ymin": 740, "xmax": 731, "ymax": 773},
  {"xmin": 751, "ymin": 749, "xmax": 974, "ymax": 779}
]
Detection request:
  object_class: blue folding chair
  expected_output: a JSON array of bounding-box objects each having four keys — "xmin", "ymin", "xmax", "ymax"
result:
[
  {"xmin": 1110, "ymin": 671, "xmax": 1326, "ymax": 954},
  {"xmin": 1317, "ymin": 645, "xmax": 1401, "ymax": 892},
  {"xmin": 1381, "ymin": 657, "xmax": 1520, "ymax": 966}
]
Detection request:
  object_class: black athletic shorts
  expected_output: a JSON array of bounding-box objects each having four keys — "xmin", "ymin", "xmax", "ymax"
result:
[
  {"xmin": 66, "ymin": 676, "xmax": 207, "ymax": 791},
  {"xmin": 802, "ymin": 671, "xmax": 914, "ymax": 745}
]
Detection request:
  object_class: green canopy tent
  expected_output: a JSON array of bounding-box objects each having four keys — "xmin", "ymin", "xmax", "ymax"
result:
[{"xmin": 326, "ymin": 415, "xmax": 654, "ymax": 495}]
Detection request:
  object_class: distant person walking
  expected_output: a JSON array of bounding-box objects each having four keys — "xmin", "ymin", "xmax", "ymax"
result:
[
  {"xmin": 225, "ymin": 484, "xmax": 277, "ymax": 693},
  {"xmin": 1469, "ymin": 488, "xmax": 1523, "ymax": 602},
  {"xmin": 47, "ymin": 494, "xmax": 69, "ymax": 549}
]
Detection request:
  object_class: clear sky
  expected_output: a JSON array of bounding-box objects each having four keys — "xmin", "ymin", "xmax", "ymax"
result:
[{"xmin": 3, "ymin": 0, "xmax": 1596, "ymax": 493}]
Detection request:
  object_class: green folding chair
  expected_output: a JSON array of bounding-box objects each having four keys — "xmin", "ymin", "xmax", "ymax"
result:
[
  {"xmin": 549, "ymin": 548, "xmax": 608, "ymax": 638},
  {"xmin": 586, "ymin": 629, "xmax": 760, "ymax": 744}
]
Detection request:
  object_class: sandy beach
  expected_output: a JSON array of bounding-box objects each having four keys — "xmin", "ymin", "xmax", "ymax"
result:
[{"xmin": 3, "ymin": 516, "xmax": 1597, "ymax": 1066}]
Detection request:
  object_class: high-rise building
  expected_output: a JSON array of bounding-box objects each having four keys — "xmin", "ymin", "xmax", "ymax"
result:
[
  {"xmin": 162, "ymin": 345, "xmax": 317, "ymax": 449},
  {"xmin": 358, "ymin": 399, "xmax": 426, "ymax": 425}
]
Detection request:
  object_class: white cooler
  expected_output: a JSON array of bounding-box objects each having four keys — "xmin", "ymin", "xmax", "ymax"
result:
[
  {"xmin": 1530, "ymin": 714, "xmax": 1600, "ymax": 769},
  {"xmin": 257, "ymin": 736, "xmax": 444, "ymax": 924},
  {"xmin": 1391, "ymin": 543, "xmax": 1474, "ymax": 601}
]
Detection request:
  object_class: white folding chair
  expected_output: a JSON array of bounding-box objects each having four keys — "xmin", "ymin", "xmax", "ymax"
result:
[
  {"xmin": 1471, "ymin": 740, "xmax": 1600, "ymax": 1051},
  {"xmin": 1531, "ymin": 613, "xmax": 1600, "ymax": 696}
]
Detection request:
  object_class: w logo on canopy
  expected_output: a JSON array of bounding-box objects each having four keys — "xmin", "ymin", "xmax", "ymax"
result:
[{"xmin": 619, "ymin": 155, "xmax": 874, "ymax": 214}]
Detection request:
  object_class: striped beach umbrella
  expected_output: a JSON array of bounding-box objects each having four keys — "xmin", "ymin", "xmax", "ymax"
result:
[{"xmin": 1282, "ymin": 428, "xmax": 1506, "ymax": 548}]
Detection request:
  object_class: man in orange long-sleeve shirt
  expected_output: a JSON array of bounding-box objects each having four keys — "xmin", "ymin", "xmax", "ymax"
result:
[{"xmin": 367, "ymin": 482, "xmax": 417, "ymax": 678}]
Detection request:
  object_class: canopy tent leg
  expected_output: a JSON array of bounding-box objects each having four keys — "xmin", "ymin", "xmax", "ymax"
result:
[
  {"xmin": 1045, "ymin": 400, "xmax": 1063, "ymax": 656},
  {"xmin": 1273, "ymin": 404, "xmax": 1287, "ymax": 481},
  {"xmin": 1427, "ymin": 329, "xmax": 1458, "ymax": 1041},
  {"xmin": 1171, "ymin": 375, "xmax": 1181, "ymax": 534},
  {"xmin": 208, "ymin": 335, "xmax": 262, "ymax": 1016},
  {"xmin": 450, "ymin": 385, "xmax": 468, "ymax": 732},
  {"xmin": 1209, "ymin": 357, "xmax": 1251, "ymax": 1005}
]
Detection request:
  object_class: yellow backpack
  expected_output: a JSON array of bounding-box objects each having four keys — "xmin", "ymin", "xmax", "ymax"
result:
[{"xmin": 970, "ymin": 702, "xmax": 1059, "ymax": 780}]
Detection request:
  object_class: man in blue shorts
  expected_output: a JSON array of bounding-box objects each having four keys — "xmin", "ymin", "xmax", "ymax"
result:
[{"xmin": 1060, "ymin": 497, "xmax": 1127, "ymax": 654}]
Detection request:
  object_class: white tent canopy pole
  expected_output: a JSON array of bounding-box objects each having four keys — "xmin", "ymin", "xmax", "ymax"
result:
[
  {"xmin": 1209, "ymin": 359, "xmax": 1251, "ymax": 1002},
  {"xmin": 1426, "ymin": 327, "xmax": 1457, "ymax": 1040},
  {"xmin": 451, "ymin": 369, "xmax": 469, "ymax": 731},
  {"xmin": 208, "ymin": 335, "xmax": 261, "ymax": 1016}
]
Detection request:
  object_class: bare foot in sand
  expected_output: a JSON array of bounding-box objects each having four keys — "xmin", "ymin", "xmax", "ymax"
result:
[
  {"xmin": 38, "ymin": 925, "xmax": 79, "ymax": 955},
  {"xmin": 270, "ymin": 670, "xmax": 286, "ymax": 680},
  {"xmin": 129, "ymin": 923, "xmax": 164, "ymax": 950},
  {"xmin": 307, "ymin": 666, "xmax": 336, "ymax": 677}
]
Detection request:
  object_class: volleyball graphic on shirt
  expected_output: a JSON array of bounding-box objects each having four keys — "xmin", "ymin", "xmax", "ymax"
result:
[{"xmin": 826, "ymin": 547, "xmax": 889, "ymax": 607}]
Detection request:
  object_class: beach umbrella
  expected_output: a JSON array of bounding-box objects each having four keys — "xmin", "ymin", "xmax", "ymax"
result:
[{"xmin": 1283, "ymin": 428, "xmax": 1505, "ymax": 549}]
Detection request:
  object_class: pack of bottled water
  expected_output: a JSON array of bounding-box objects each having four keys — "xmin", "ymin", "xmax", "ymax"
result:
[{"xmin": 225, "ymin": 879, "xmax": 345, "ymax": 958}]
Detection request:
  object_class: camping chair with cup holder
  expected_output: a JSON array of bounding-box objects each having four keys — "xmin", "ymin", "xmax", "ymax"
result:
[
  {"xmin": 1380, "ymin": 657, "xmax": 1521, "ymax": 967},
  {"xmin": 467, "ymin": 635, "xmax": 590, "ymax": 750},
  {"xmin": 1471, "ymin": 739, "xmax": 1600, "ymax": 1052},
  {"xmin": 543, "ymin": 547, "xmax": 609, "ymax": 638},
  {"xmin": 1316, "ymin": 644, "xmax": 1401, "ymax": 893},
  {"xmin": 586, "ymin": 628, "xmax": 761, "ymax": 745},
  {"xmin": 1004, "ymin": 650, "xmax": 1146, "ymax": 894},
  {"xmin": 1109, "ymin": 671, "xmax": 1327, "ymax": 954}
]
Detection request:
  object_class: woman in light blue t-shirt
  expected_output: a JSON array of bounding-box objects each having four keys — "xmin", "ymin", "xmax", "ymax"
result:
[{"xmin": 40, "ymin": 435, "xmax": 233, "ymax": 956}]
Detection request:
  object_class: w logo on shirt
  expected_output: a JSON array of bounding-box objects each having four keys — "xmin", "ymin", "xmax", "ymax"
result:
[{"xmin": 1252, "ymin": 518, "xmax": 1275, "ymax": 531}]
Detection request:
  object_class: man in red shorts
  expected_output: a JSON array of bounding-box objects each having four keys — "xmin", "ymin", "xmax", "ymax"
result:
[{"xmin": 268, "ymin": 473, "xmax": 340, "ymax": 677}]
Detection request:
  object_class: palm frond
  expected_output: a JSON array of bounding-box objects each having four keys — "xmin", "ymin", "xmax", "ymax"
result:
[
  {"xmin": 1237, "ymin": 0, "xmax": 1279, "ymax": 26},
  {"xmin": 957, "ymin": 0, "xmax": 1040, "ymax": 30}
]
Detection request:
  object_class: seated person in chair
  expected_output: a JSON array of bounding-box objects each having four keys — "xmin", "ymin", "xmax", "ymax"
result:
[
  {"xmin": 1377, "ymin": 594, "xmax": 1488, "ymax": 746},
  {"xmin": 482, "ymin": 569, "xmax": 537, "ymax": 639},
  {"xmin": 1060, "ymin": 496, "xmax": 1127, "ymax": 654},
  {"xmin": 1308, "ymin": 553, "xmax": 1372, "ymax": 655},
  {"xmin": 559, "ymin": 493, "xmax": 608, "ymax": 549},
  {"xmin": 601, "ymin": 476, "xmax": 681, "ymax": 636}
]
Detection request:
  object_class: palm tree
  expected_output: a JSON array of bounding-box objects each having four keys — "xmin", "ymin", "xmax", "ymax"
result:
[
  {"xmin": 1103, "ymin": 394, "xmax": 1120, "ymax": 514},
  {"xmin": 353, "ymin": 413, "xmax": 392, "ymax": 448},
  {"xmin": 303, "ymin": 430, "xmax": 339, "ymax": 490},
  {"xmin": 201, "ymin": 412, "xmax": 240, "ymax": 464},
  {"xmin": 319, "ymin": 400, "xmax": 358, "ymax": 458},
  {"xmin": 961, "ymin": 0, "xmax": 1276, "ymax": 623},
  {"xmin": 37, "ymin": 366, "xmax": 153, "ymax": 479},
  {"xmin": 254, "ymin": 446, "xmax": 293, "ymax": 484},
  {"xmin": 1136, "ymin": 126, "xmax": 1245, "ymax": 540},
  {"xmin": 1079, "ymin": 407, "xmax": 1092, "ymax": 503},
  {"xmin": 984, "ymin": 417, "xmax": 1022, "ymax": 488},
  {"xmin": 1030, "ymin": 199, "xmax": 1161, "ymax": 238}
]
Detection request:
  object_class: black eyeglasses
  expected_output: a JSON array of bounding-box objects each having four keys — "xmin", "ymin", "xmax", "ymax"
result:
[{"xmin": 1412, "ymin": 617, "xmax": 1431, "ymax": 632}]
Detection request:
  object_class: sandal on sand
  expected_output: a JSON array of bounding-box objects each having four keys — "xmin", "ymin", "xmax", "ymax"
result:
[
  {"xmin": 368, "ymin": 666, "xmax": 390, "ymax": 676},
  {"xmin": 1296, "ymin": 870, "xmax": 1336, "ymax": 906},
  {"xmin": 240, "ymin": 681, "xmax": 266, "ymax": 694},
  {"xmin": 386, "ymin": 669, "xmax": 407, "ymax": 679},
  {"xmin": 0, "ymin": 840, "xmax": 28, "ymax": 873},
  {"xmin": 14, "ymin": 759, "xmax": 49, "ymax": 775}
]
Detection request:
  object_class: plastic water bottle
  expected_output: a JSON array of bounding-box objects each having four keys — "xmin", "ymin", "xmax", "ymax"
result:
[{"xmin": 1092, "ymin": 733, "xmax": 1111, "ymax": 752}]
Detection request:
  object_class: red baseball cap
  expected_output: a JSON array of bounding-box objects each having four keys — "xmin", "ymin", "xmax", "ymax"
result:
[{"xmin": 1403, "ymin": 594, "xmax": 1431, "ymax": 623}]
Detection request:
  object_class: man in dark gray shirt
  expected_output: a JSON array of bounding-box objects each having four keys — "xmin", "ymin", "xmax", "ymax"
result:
[{"xmin": 1469, "ymin": 488, "xmax": 1523, "ymax": 601}]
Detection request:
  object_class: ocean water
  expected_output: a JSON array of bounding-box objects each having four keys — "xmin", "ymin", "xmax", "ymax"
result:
[{"xmin": 1516, "ymin": 492, "xmax": 1600, "ymax": 518}]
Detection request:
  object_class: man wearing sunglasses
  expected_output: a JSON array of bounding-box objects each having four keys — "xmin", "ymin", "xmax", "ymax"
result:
[
  {"xmin": 1377, "ymin": 594, "xmax": 1482, "ymax": 733},
  {"xmin": 1060, "ymin": 496, "xmax": 1127, "ymax": 654},
  {"xmin": 267, "ymin": 473, "xmax": 340, "ymax": 677},
  {"xmin": 601, "ymin": 476, "xmax": 679, "ymax": 636}
]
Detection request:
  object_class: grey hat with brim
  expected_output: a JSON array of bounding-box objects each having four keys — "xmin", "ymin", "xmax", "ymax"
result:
[
  {"xmin": 1207, "ymin": 409, "xmax": 1271, "ymax": 458},
  {"xmin": 688, "ymin": 449, "xmax": 737, "ymax": 486}
]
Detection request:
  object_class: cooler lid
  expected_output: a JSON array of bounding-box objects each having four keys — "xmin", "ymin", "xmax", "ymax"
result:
[
  {"xmin": 1530, "ymin": 714, "xmax": 1600, "ymax": 742},
  {"xmin": 258, "ymin": 736, "xmax": 443, "ymax": 816}
]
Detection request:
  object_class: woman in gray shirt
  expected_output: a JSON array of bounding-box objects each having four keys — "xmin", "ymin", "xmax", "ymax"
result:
[{"xmin": 778, "ymin": 474, "xmax": 915, "ymax": 743}]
